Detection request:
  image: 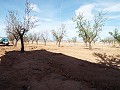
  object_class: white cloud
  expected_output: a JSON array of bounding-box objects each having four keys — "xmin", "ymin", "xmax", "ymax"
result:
[
  {"xmin": 104, "ymin": 3, "xmax": 120, "ymax": 12},
  {"xmin": 75, "ymin": 4, "xmax": 95, "ymax": 20},
  {"xmin": 108, "ymin": 15, "xmax": 120, "ymax": 19},
  {"xmin": 95, "ymin": 1, "xmax": 120, "ymax": 13},
  {"xmin": 40, "ymin": 18, "xmax": 53, "ymax": 22},
  {"xmin": 94, "ymin": 1, "xmax": 120, "ymax": 21},
  {"xmin": 30, "ymin": 3, "xmax": 40, "ymax": 12},
  {"xmin": 95, "ymin": 0, "xmax": 117, "ymax": 8}
]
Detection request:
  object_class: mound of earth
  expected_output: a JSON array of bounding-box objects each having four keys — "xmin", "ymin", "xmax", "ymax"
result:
[{"xmin": 0, "ymin": 49, "xmax": 120, "ymax": 90}]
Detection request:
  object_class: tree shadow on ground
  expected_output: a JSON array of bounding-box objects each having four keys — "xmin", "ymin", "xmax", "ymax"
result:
[
  {"xmin": 83, "ymin": 47, "xmax": 100, "ymax": 50},
  {"xmin": 0, "ymin": 49, "xmax": 120, "ymax": 90},
  {"xmin": 93, "ymin": 52, "xmax": 120, "ymax": 69}
]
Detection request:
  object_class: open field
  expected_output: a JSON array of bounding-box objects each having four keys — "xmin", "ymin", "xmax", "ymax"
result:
[
  {"xmin": 0, "ymin": 42, "xmax": 120, "ymax": 90},
  {"xmin": 0, "ymin": 42, "xmax": 120, "ymax": 63}
]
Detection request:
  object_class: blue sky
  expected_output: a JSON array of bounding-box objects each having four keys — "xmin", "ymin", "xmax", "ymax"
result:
[{"xmin": 0, "ymin": 0, "xmax": 120, "ymax": 40}]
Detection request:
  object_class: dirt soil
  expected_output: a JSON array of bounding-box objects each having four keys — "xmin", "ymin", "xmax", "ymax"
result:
[{"xmin": 0, "ymin": 43, "xmax": 120, "ymax": 90}]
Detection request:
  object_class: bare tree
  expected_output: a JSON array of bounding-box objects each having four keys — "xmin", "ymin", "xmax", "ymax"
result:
[
  {"xmin": 23, "ymin": 35, "xmax": 29, "ymax": 44},
  {"xmin": 100, "ymin": 38, "xmax": 108, "ymax": 45},
  {"xmin": 67, "ymin": 38, "xmax": 71, "ymax": 43},
  {"xmin": 28, "ymin": 33, "xmax": 35, "ymax": 44},
  {"xmin": 6, "ymin": 26, "xmax": 19, "ymax": 46},
  {"xmin": 25, "ymin": 34, "xmax": 30, "ymax": 44},
  {"xmin": 34, "ymin": 33, "xmax": 40, "ymax": 45},
  {"xmin": 5, "ymin": 0, "xmax": 37, "ymax": 52},
  {"xmin": 41, "ymin": 30, "xmax": 48, "ymax": 46},
  {"xmin": 109, "ymin": 28, "xmax": 120, "ymax": 45},
  {"xmin": 7, "ymin": 33, "xmax": 15, "ymax": 45},
  {"xmin": 78, "ymin": 29, "xmax": 89, "ymax": 46},
  {"xmin": 51, "ymin": 24, "xmax": 66, "ymax": 47},
  {"xmin": 72, "ymin": 37, "xmax": 77, "ymax": 44},
  {"xmin": 73, "ymin": 11, "xmax": 107, "ymax": 49}
]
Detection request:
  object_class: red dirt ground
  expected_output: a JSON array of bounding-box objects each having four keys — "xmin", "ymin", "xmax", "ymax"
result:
[{"xmin": 0, "ymin": 49, "xmax": 120, "ymax": 90}]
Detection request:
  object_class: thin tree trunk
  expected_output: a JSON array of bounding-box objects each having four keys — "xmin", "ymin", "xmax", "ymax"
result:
[
  {"xmin": 113, "ymin": 41, "xmax": 116, "ymax": 47},
  {"xmin": 56, "ymin": 41, "xmax": 58, "ymax": 45},
  {"xmin": 36, "ymin": 40, "xmax": 38, "ymax": 45},
  {"xmin": 88, "ymin": 42, "xmax": 92, "ymax": 50},
  {"xmin": 36, "ymin": 41, "xmax": 38, "ymax": 45},
  {"xmin": 32, "ymin": 40, "xmax": 33, "ymax": 44},
  {"xmin": 85, "ymin": 42, "xmax": 88, "ymax": 47},
  {"xmin": 58, "ymin": 41, "xmax": 60, "ymax": 47},
  {"xmin": 44, "ymin": 41, "xmax": 46, "ymax": 46},
  {"xmin": 20, "ymin": 36, "xmax": 24, "ymax": 52}
]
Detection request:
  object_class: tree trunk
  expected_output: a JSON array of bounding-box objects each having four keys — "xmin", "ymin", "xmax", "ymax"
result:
[
  {"xmin": 36, "ymin": 41, "xmax": 38, "ymax": 45},
  {"xmin": 88, "ymin": 42, "xmax": 92, "ymax": 50},
  {"xmin": 58, "ymin": 41, "xmax": 60, "ymax": 47},
  {"xmin": 20, "ymin": 36, "xmax": 24, "ymax": 52},
  {"xmin": 32, "ymin": 40, "xmax": 33, "ymax": 44},
  {"xmin": 112, "ymin": 41, "xmax": 116, "ymax": 47},
  {"xmin": 56, "ymin": 41, "xmax": 58, "ymax": 45},
  {"xmin": 44, "ymin": 41, "xmax": 46, "ymax": 46},
  {"xmin": 85, "ymin": 42, "xmax": 88, "ymax": 47}
]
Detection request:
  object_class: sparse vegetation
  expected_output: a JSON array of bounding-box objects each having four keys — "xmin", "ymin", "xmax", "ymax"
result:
[
  {"xmin": 100, "ymin": 37, "xmax": 116, "ymax": 46},
  {"xmin": 1, "ymin": 0, "xmax": 120, "ymax": 90}
]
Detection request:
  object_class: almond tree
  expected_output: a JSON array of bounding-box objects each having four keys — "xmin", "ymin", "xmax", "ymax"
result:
[
  {"xmin": 28, "ymin": 33, "xmax": 35, "ymax": 44},
  {"xmin": 52, "ymin": 24, "xmax": 66, "ymax": 47},
  {"xmin": 5, "ymin": 0, "xmax": 37, "ymax": 52},
  {"xmin": 41, "ymin": 30, "xmax": 48, "ymax": 46},
  {"xmin": 67, "ymin": 38, "xmax": 72, "ymax": 43},
  {"xmin": 7, "ymin": 33, "xmax": 15, "ymax": 45},
  {"xmin": 73, "ymin": 11, "xmax": 107, "ymax": 49},
  {"xmin": 109, "ymin": 28, "xmax": 120, "ymax": 45},
  {"xmin": 6, "ymin": 29, "xmax": 19, "ymax": 46},
  {"xmin": 34, "ymin": 33, "xmax": 40, "ymax": 45},
  {"xmin": 72, "ymin": 37, "xmax": 77, "ymax": 44}
]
